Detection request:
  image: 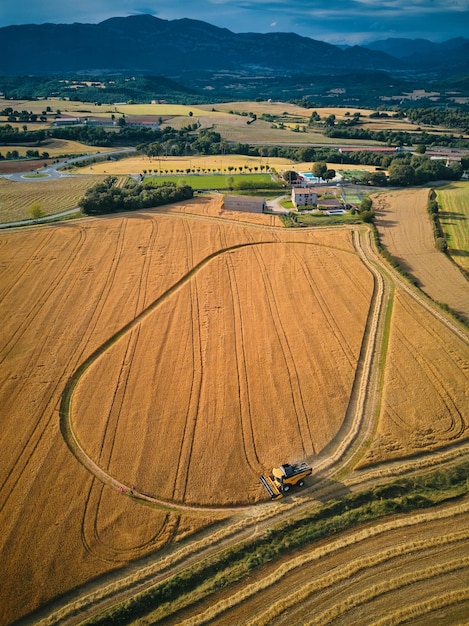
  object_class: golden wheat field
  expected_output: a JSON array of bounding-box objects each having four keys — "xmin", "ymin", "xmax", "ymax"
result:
[
  {"xmin": 361, "ymin": 286, "xmax": 469, "ymax": 466},
  {"xmin": 0, "ymin": 196, "xmax": 373, "ymax": 622},
  {"xmin": 0, "ymin": 175, "xmax": 106, "ymax": 222},
  {"xmin": 374, "ymin": 188, "xmax": 469, "ymax": 322}
]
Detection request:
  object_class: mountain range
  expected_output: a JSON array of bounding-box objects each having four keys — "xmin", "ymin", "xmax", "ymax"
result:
[{"xmin": 1, "ymin": 14, "xmax": 468, "ymax": 78}]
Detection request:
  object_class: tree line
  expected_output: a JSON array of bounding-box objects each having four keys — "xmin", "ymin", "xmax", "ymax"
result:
[{"xmin": 80, "ymin": 176, "xmax": 193, "ymax": 215}]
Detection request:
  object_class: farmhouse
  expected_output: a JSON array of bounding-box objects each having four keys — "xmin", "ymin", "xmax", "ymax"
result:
[
  {"xmin": 292, "ymin": 187, "xmax": 317, "ymax": 208},
  {"xmin": 223, "ymin": 195, "xmax": 266, "ymax": 213}
]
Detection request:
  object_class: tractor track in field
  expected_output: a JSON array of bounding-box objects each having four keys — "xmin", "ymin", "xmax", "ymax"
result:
[{"xmin": 38, "ymin": 215, "xmax": 469, "ymax": 626}]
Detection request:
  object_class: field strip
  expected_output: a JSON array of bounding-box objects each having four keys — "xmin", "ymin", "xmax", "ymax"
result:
[
  {"xmin": 175, "ymin": 501, "xmax": 469, "ymax": 626},
  {"xmin": 312, "ymin": 227, "xmax": 390, "ymax": 477},
  {"xmin": 306, "ymin": 557, "xmax": 469, "ymax": 625},
  {"xmin": 370, "ymin": 588, "xmax": 469, "ymax": 626}
]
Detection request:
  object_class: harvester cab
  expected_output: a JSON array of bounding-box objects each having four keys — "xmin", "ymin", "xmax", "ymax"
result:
[{"xmin": 260, "ymin": 462, "xmax": 312, "ymax": 499}]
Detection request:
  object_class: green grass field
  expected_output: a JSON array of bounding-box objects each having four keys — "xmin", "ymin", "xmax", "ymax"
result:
[
  {"xmin": 143, "ymin": 173, "xmax": 279, "ymax": 190},
  {"xmin": 437, "ymin": 181, "xmax": 469, "ymax": 271}
]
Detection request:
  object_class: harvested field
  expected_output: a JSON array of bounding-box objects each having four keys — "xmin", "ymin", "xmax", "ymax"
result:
[
  {"xmin": 73, "ymin": 154, "xmax": 295, "ymax": 175},
  {"xmin": 157, "ymin": 195, "xmax": 283, "ymax": 227},
  {"xmin": 0, "ymin": 197, "xmax": 372, "ymax": 621},
  {"xmin": 0, "ymin": 139, "xmax": 113, "ymax": 160},
  {"xmin": 375, "ymin": 188, "xmax": 469, "ymax": 321},
  {"xmin": 0, "ymin": 175, "xmax": 106, "ymax": 222},
  {"xmin": 173, "ymin": 499, "xmax": 469, "ymax": 626},
  {"xmin": 437, "ymin": 181, "xmax": 469, "ymax": 272},
  {"xmin": 361, "ymin": 286, "xmax": 469, "ymax": 466}
]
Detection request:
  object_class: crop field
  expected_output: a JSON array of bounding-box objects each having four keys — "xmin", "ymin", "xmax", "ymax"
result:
[
  {"xmin": 0, "ymin": 175, "xmax": 107, "ymax": 222},
  {"xmin": 361, "ymin": 286, "xmax": 469, "ymax": 465},
  {"xmin": 0, "ymin": 197, "xmax": 374, "ymax": 621},
  {"xmin": 437, "ymin": 181, "xmax": 469, "ymax": 271},
  {"xmin": 73, "ymin": 154, "xmax": 294, "ymax": 175},
  {"xmin": 374, "ymin": 187, "xmax": 469, "ymax": 322},
  {"xmin": 1, "ymin": 184, "xmax": 468, "ymax": 625},
  {"xmin": 162, "ymin": 498, "xmax": 469, "ymax": 626},
  {"xmin": 0, "ymin": 139, "xmax": 113, "ymax": 159}
]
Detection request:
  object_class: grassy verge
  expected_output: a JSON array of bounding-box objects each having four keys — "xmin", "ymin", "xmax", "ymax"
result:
[{"xmin": 84, "ymin": 462, "xmax": 469, "ymax": 625}]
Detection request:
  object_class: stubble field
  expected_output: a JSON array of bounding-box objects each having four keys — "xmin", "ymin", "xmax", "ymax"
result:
[
  {"xmin": 374, "ymin": 187, "xmax": 469, "ymax": 322},
  {"xmin": 0, "ymin": 197, "xmax": 373, "ymax": 622}
]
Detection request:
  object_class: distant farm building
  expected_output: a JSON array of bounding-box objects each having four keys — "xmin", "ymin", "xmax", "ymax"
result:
[
  {"xmin": 223, "ymin": 195, "xmax": 266, "ymax": 213},
  {"xmin": 53, "ymin": 117, "xmax": 81, "ymax": 126},
  {"xmin": 292, "ymin": 188, "xmax": 318, "ymax": 208},
  {"xmin": 338, "ymin": 147, "xmax": 398, "ymax": 155}
]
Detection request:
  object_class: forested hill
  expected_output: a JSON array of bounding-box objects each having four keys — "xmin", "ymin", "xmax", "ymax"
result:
[{"xmin": 1, "ymin": 14, "xmax": 402, "ymax": 76}]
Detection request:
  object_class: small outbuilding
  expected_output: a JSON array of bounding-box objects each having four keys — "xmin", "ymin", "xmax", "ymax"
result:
[{"xmin": 223, "ymin": 195, "xmax": 267, "ymax": 213}]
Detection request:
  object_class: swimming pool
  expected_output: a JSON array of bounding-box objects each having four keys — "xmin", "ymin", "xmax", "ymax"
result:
[{"xmin": 299, "ymin": 173, "xmax": 321, "ymax": 183}]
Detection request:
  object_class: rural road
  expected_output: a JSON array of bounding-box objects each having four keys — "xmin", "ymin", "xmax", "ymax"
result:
[{"xmin": 0, "ymin": 147, "xmax": 136, "ymax": 182}]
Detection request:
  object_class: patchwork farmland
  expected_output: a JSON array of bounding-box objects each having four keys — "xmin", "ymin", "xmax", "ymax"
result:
[{"xmin": 0, "ymin": 188, "xmax": 468, "ymax": 625}]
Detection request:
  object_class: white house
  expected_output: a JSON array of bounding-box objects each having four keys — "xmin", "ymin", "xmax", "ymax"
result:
[{"xmin": 292, "ymin": 187, "xmax": 317, "ymax": 208}]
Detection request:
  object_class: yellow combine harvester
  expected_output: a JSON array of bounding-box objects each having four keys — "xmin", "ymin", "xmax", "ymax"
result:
[{"xmin": 260, "ymin": 462, "xmax": 312, "ymax": 499}]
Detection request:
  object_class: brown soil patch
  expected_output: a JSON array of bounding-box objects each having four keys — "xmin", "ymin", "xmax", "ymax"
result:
[
  {"xmin": 0, "ymin": 159, "xmax": 56, "ymax": 174},
  {"xmin": 0, "ymin": 201, "xmax": 370, "ymax": 622},
  {"xmin": 375, "ymin": 188, "xmax": 469, "ymax": 321}
]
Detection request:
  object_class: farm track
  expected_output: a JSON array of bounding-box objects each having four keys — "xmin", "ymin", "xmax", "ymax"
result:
[{"xmin": 18, "ymin": 211, "xmax": 469, "ymax": 625}]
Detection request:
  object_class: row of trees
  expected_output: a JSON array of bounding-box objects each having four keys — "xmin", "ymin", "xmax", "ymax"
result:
[
  {"xmin": 324, "ymin": 125, "xmax": 467, "ymax": 149},
  {"xmin": 80, "ymin": 177, "xmax": 193, "ymax": 215},
  {"xmin": 0, "ymin": 149, "xmax": 50, "ymax": 160}
]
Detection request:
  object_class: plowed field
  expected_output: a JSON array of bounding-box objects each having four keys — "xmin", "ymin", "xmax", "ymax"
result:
[
  {"xmin": 0, "ymin": 197, "xmax": 373, "ymax": 622},
  {"xmin": 374, "ymin": 188, "xmax": 469, "ymax": 321}
]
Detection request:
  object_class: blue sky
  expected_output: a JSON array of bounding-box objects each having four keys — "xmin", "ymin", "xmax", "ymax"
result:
[{"xmin": 2, "ymin": 0, "xmax": 469, "ymax": 43}]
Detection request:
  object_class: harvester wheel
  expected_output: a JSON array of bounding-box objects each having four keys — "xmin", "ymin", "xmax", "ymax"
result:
[
  {"xmin": 298, "ymin": 480, "xmax": 305, "ymax": 487},
  {"xmin": 282, "ymin": 484, "xmax": 291, "ymax": 492}
]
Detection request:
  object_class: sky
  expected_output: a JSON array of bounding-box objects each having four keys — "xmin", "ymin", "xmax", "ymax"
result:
[{"xmin": 1, "ymin": 0, "xmax": 469, "ymax": 44}]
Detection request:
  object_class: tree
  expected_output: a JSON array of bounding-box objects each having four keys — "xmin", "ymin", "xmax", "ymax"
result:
[
  {"xmin": 282, "ymin": 170, "xmax": 299, "ymax": 184},
  {"xmin": 312, "ymin": 161, "xmax": 327, "ymax": 179},
  {"xmin": 323, "ymin": 168, "xmax": 336, "ymax": 181},
  {"xmin": 388, "ymin": 162, "xmax": 415, "ymax": 186},
  {"xmin": 29, "ymin": 202, "xmax": 44, "ymax": 221},
  {"xmin": 360, "ymin": 195, "xmax": 373, "ymax": 211},
  {"xmin": 368, "ymin": 171, "xmax": 388, "ymax": 186}
]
